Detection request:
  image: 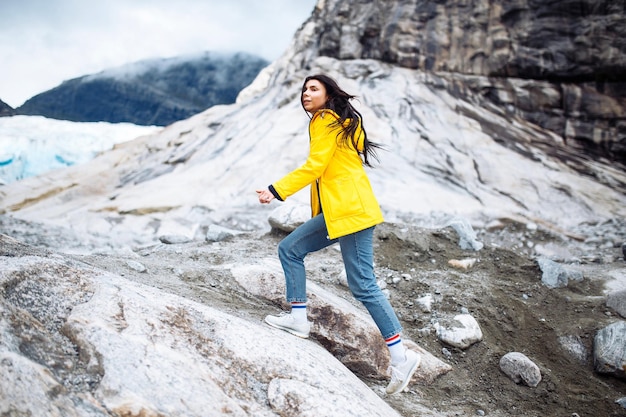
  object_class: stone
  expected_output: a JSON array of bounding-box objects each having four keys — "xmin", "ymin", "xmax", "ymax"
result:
[
  {"xmin": 415, "ymin": 294, "xmax": 433, "ymax": 313},
  {"xmin": 205, "ymin": 224, "xmax": 242, "ymax": 242},
  {"xmin": 229, "ymin": 260, "xmax": 453, "ymax": 383},
  {"xmin": 126, "ymin": 260, "xmax": 147, "ymax": 273},
  {"xmin": 607, "ymin": 289, "xmax": 626, "ymax": 319},
  {"xmin": 0, "ymin": 236, "xmax": 409, "ymax": 417},
  {"xmin": 1, "ymin": 57, "xmax": 624, "ymax": 252},
  {"xmin": 499, "ymin": 352, "xmax": 542, "ymax": 387},
  {"xmin": 593, "ymin": 321, "xmax": 626, "ymax": 380},
  {"xmin": 159, "ymin": 234, "xmax": 192, "ymax": 244},
  {"xmin": 434, "ymin": 314, "xmax": 483, "ymax": 349},
  {"xmin": 447, "ymin": 218, "xmax": 484, "ymax": 251},
  {"xmin": 537, "ymin": 258, "xmax": 583, "ymax": 289},
  {"xmin": 558, "ymin": 335, "xmax": 588, "ymax": 364},
  {"xmin": 448, "ymin": 258, "xmax": 477, "ymax": 270},
  {"xmin": 268, "ymin": 203, "xmax": 310, "ymax": 233}
]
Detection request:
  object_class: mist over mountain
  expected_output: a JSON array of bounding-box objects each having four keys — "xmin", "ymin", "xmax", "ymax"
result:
[{"xmin": 15, "ymin": 52, "xmax": 269, "ymax": 126}]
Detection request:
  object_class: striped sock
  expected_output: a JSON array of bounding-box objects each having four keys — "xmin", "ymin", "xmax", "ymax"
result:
[
  {"xmin": 290, "ymin": 302, "xmax": 307, "ymax": 323},
  {"xmin": 386, "ymin": 334, "xmax": 406, "ymax": 365}
]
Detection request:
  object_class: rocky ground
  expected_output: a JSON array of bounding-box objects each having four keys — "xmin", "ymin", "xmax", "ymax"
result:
[
  {"xmin": 1, "ymin": 213, "xmax": 625, "ymax": 416},
  {"xmin": 375, "ymin": 218, "xmax": 626, "ymax": 417}
]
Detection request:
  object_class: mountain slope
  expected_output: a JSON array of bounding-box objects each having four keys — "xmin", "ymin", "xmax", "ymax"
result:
[
  {"xmin": 0, "ymin": 98, "xmax": 14, "ymax": 116},
  {"xmin": 16, "ymin": 52, "xmax": 268, "ymax": 126}
]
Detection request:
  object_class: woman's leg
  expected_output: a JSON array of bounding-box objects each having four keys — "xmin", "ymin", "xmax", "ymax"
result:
[
  {"xmin": 266, "ymin": 214, "xmax": 336, "ymax": 338},
  {"xmin": 278, "ymin": 213, "xmax": 336, "ymax": 303},
  {"xmin": 338, "ymin": 226, "xmax": 402, "ymax": 338},
  {"xmin": 339, "ymin": 226, "xmax": 420, "ymax": 394}
]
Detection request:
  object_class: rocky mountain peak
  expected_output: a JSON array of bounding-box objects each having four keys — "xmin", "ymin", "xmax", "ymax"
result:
[
  {"xmin": 15, "ymin": 52, "xmax": 269, "ymax": 126},
  {"xmin": 300, "ymin": 0, "xmax": 626, "ymax": 165}
]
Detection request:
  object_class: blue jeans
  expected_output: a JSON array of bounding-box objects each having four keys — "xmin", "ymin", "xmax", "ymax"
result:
[{"xmin": 278, "ymin": 213, "xmax": 402, "ymax": 339}]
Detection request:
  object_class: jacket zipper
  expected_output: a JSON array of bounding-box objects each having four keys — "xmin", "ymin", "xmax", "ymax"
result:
[{"xmin": 316, "ymin": 179, "xmax": 322, "ymax": 213}]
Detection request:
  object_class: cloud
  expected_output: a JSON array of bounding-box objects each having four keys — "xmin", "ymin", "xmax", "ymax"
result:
[{"xmin": 0, "ymin": 0, "xmax": 316, "ymax": 107}]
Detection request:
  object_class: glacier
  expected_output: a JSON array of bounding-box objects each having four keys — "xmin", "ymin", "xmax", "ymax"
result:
[{"xmin": 0, "ymin": 116, "xmax": 160, "ymax": 185}]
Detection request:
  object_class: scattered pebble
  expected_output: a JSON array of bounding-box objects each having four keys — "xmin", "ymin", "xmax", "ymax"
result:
[
  {"xmin": 159, "ymin": 234, "xmax": 191, "ymax": 244},
  {"xmin": 126, "ymin": 260, "xmax": 147, "ymax": 273},
  {"xmin": 417, "ymin": 327, "xmax": 431, "ymax": 337},
  {"xmin": 415, "ymin": 294, "xmax": 433, "ymax": 313},
  {"xmin": 448, "ymin": 258, "xmax": 477, "ymax": 270}
]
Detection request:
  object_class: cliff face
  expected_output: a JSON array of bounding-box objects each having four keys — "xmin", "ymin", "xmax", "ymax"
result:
[{"xmin": 306, "ymin": 0, "xmax": 626, "ymax": 164}]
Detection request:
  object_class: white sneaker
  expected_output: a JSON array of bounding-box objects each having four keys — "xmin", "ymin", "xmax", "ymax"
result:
[
  {"xmin": 386, "ymin": 349, "xmax": 421, "ymax": 395},
  {"xmin": 264, "ymin": 312, "xmax": 311, "ymax": 338}
]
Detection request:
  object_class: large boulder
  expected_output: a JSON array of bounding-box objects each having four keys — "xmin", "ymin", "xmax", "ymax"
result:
[
  {"xmin": 0, "ymin": 234, "xmax": 411, "ymax": 417},
  {"xmin": 594, "ymin": 320, "xmax": 626, "ymax": 380},
  {"xmin": 230, "ymin": 259, "xmax": 452, "ymax": 383}
]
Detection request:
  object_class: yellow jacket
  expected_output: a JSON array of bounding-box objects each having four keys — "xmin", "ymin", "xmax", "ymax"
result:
[{"xmin": 272, "ymin": 109, "xmax": 384, "ymax": 239}]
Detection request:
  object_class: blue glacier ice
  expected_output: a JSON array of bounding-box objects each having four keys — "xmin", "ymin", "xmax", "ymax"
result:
[{"xmin": 0, "ymin": 116, "xmax": 160, "ymax": 185}]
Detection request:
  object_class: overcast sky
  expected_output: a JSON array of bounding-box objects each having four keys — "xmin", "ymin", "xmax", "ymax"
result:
[{"xmin": 0, "ymin": 0, "xmax": 317, "ymax": 108}]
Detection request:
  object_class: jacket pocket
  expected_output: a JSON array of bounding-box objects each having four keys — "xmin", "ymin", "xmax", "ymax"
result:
[{"xmin": 324, "ymin": 175, "xmax": 365, "ymax": 221}]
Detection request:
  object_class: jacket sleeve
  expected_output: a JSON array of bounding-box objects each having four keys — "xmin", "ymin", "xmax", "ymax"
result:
[{"xmin": 272, "ymin": 112, "xmax": 340, "ymax": 200}]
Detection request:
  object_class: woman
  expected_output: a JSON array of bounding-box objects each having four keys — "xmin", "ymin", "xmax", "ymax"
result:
[{"xmin": 256, "ymin": 74, "xmax": 420, "ymax": 395}]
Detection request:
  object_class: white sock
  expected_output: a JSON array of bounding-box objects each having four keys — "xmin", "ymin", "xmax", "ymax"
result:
[
  {"xmin": 386, "ymin": 334, "xmax": 407, "ymax": 365},
  {"xmin": 290, "ymin": 302, "xmax": 307, "ymax": 323}
]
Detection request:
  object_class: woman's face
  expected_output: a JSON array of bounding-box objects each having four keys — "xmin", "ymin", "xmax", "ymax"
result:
[{"xmin": 302, "ymin": 79, "xmax": 328, "ymax": 113}]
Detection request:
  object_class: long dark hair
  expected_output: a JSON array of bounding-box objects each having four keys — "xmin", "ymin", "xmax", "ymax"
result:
[{"xmin": 301, "ymin": 74, "xmax": 382, "ymax": 167}]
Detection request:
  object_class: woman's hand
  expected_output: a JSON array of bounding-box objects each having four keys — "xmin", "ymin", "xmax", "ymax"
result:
[{"xmin": 256, "ymin": 188, "xmax": 275, "ymax": 204}]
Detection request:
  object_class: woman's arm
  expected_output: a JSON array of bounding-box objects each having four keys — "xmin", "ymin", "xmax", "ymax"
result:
[{"xmin": 271, "ymin": 112, "xmax": 340, "ymax": 200}]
